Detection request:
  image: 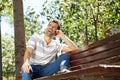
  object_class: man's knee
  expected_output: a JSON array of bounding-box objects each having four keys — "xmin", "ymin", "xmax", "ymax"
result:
[{"xmin": 60, "ymin": 53, "xmax": 70, "ymax": 59}]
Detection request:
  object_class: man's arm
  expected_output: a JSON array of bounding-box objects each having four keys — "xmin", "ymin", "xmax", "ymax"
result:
[
  {"xmin": 56, "ymin": 30, "xmax": 78, "ymax": 53},
  {"xmin": 24, "ymin": 47, "xmax": 33, "ymax": 63},
  {"xmin": 61, "ymin": 35, "xmax": 78, "ymax": 52},
  {"xmin": 22, "ymin": 47, "xmax": 33, "ymax": 73}
]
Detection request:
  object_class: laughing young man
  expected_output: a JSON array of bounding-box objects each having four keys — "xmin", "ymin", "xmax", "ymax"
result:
[{"xmin": 21, "ymin": 19, "xmax": 78, "ymax": 80}]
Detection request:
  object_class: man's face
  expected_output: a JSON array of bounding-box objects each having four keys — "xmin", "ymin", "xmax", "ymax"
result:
[{"xmin": 46, "ymin": 22, "xmax": 59, "ymax": 36}]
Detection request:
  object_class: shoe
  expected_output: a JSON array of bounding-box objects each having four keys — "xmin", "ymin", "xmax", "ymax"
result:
[{"xmin": 57, "ymin": 69, "xmax": 71, "ymax": 74}]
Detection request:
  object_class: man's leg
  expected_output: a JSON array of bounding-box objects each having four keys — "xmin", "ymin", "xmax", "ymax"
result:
[
  {"xmin": 21, "ymin": 68, "xmax": 32, "ymax": 80},
  {"xmin": 40, "ymin": 53, "xmax": 70, "ymax": 77}
]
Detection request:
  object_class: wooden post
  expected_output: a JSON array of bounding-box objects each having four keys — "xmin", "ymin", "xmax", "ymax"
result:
[{"xmin": 13, "ymin": 0, "xmax": 25, "ymax": 79}]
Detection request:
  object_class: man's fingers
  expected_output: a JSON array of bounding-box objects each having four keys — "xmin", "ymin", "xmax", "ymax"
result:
[
  {"xmin": 23, "ymin": 65, "xmax": 30, "ymax": 73},
  {"xmin": 27, "ymin": 65, "xmax": 30, "ymax": 73}
]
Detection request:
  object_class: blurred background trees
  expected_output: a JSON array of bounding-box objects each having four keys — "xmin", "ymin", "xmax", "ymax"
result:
[{"xmin": 40, "ymin": 0, "xmax": 120, "ymax": 46}]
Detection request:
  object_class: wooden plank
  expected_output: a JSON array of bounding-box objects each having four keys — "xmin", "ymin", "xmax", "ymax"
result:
[
  {"xmin": 82, "ymin": 56, "xmax": 120, "ymax": 67},
  {"xmin": 71, "ymin": 56, "xmax": 120, "ymax": 70},
  {"xmin": 70, "ymin": 40, "xmax": 120, "ymax": 60},
  {"xmin": 70, "ymin": 47, "xmax": 120, "ymax": 67},
  {"xmin": 34, "ymin": 65, "xmax": 120, "ymax": 80},
  {"xmin": 70, "ymin": 33, "xmax": 120, "ymax": 55}
]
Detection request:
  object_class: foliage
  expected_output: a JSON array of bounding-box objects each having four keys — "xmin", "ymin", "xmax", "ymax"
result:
[
  {"xmin": 24, "ymin": 6, "xmax": 42, "ymax": 41},
  {"xmin": 1, "ymin": 0, "xmax": 13, "ymax": 24},
  {"xmin": 2, "ymin": 36, "xmax": 15, "ymax": 80},
  {"xmin": 1, "ymin": 0, "xmax": 15, "ymax": 79},
  {"xmin": 40, "ymin": 0, "xmax": 62, "ymax": 21},
  {"xmin": 60, "ymin": 0, "xmax": 120, "ymax": 46},
  {"xmin": 40, "ymin": 0, "xmax": 120, "ymax": 46}
]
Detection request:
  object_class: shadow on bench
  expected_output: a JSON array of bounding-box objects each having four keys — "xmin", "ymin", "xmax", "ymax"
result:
[{"xmin": 34, "ymin": 33, "xmax": 120, "ymax": 80}]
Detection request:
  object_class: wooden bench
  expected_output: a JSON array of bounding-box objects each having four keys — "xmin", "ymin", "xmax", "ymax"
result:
[{"xmin": 34, "ymin": 33, "xmax": 120, "ymax": 80}]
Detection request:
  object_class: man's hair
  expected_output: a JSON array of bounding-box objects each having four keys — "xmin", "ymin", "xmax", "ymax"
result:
[{"xmin": 49, "ymin": 19, "xmax": 61, "ymax": 30}]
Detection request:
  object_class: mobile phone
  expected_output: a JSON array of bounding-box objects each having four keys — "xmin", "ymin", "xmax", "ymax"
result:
[
  {"xmin": 55, "ymin": 30, "xmax": 57, "ymax": 36},
  {"xmin": 55, "ymin": 27, "xmax": 60, "ymax": 36}
]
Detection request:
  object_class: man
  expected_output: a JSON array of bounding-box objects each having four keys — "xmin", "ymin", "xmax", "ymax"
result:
[{"xmin": 21, "ymin": 19, "xmax": 78, "ymax": 80}]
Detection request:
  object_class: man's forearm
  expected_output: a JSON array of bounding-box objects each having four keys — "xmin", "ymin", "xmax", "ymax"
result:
[
  {"xmin": 24, "ymin": 53, "xmax": 30, "ymax": 63},
  {"xmin": 61, "ymin": 35, "xmax": 78, "ymax": 50},
  {"xmin": 23, "ymin": 48, "xmax": 32, "ymax": 63}
]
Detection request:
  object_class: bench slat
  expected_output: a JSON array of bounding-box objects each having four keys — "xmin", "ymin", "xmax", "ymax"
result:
[
  {"xmin": 70, "ymin": 39, "xmax": 120, "ymax": 60},
  {"xmin": 70, "ymin": 33, "xmax": 120, "ymax": 55},
  {"xmin": 71, "ymin": 56, "xmax": 120, "ymax": 70},
  {"xmin": 71, "ymin": 47, "xmax": 120, "ymax": 67},
  {"xmin": 34, "ymin": 65, "xmax": 120, "ymax": 80}
]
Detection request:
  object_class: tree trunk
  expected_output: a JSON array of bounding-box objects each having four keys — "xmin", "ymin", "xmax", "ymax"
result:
[
  {"xmin": 85, "ymin": 25, "xmax": 88, "ymax": 45},
  {"xmin": 13, "ymin": 0, "xmax": 25, "ymax": 80},
  {"xmin": 0, "ymin": 14, "xmax": 2, "ymax": 80}
]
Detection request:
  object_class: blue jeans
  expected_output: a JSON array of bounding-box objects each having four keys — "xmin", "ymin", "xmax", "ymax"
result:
[{"xmin": 21, "ymin": 53, "xmax": 70, "ymax": 80}]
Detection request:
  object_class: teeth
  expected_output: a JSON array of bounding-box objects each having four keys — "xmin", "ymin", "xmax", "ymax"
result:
[
  {"xmin": 48, "ymin": 30, "xmax": 52, "ymax": 33},
  {"xmin": 49, "ymin": 30, "xmax": 52, "ymax": 32}
]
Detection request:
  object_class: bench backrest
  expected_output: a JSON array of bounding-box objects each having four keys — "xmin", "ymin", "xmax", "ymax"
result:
[{"xmin": 70, "ymin": 33, "xmax": 120, "ymax": 70}]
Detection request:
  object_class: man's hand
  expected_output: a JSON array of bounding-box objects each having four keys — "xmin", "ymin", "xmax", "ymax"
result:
[
  {"xmin": 23, "ymin": 47, "xmax": 33, "ymax": 73},
  {"xmin": 56, "ymin": 30, "xmax": 78, "ymax": 52},
  {"xmin": 22, "ymin": 62, "xmax": 31, "ymax": 73},
  {"xmin": 56, "ymin": 30, "xmax": 65, "ymax": 38}
]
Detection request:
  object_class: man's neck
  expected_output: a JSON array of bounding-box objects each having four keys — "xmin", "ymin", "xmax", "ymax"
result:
[{"xmin": 44, "ymin": 34, "xmax": 53, "ymax": 45}]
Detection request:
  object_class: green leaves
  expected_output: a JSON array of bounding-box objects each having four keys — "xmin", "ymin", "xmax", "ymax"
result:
[
  {"xmin": 2, "ymin": 36, "xmax": 15, "ymax": 79},
  {"xmin": 24, "ymin": 7, "xmax": 42, "ymax": 41}
]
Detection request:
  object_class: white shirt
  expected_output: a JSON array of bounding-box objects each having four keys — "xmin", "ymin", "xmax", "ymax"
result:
[{"xmin": 26, "ymin": 33, "xmax": 65, "ymax": 65}]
